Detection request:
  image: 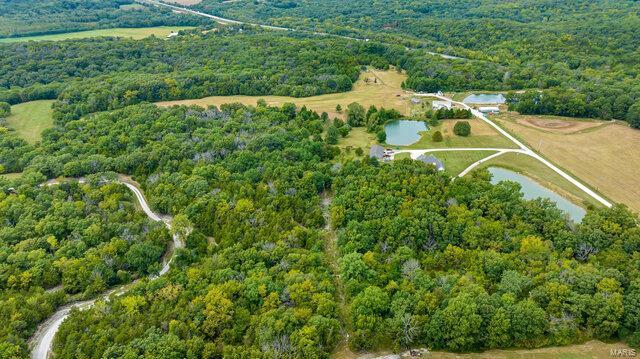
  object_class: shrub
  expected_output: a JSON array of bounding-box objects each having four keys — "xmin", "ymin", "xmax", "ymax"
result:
[
  {"xmin": 0, "ymin": 102, "xmax": 10, "ymax": 118},
  {"xmin": 454, "ymin": 121, "xmax": 471, "ymax": 136},
  {"xmin": 432, "ymin": 131, "xmax": 443, "ymax": 142},
  {"xmin": 355, "ymin": 147, "xmax": 364, "ymax": 156},
  {"xmin": 377, "ymin": 130, "xmax": 387, "ymax": 143}
]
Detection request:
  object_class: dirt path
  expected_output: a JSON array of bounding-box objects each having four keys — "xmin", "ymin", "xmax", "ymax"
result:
[{"xmin": 320, "ymin": 192, "xmax": 354, "ymax": 355}]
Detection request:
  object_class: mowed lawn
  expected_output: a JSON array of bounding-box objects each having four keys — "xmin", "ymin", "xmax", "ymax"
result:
[
  {"xmin": 476, "ymin": 152, "xmax": 601, "ymax": 208},
  {"xmin": 495, "ymin": 111, "xmax": 640, "ymax": 212},
  {"xmin": 0, "ymin": 27, "xmax": 194, "ymax": 43},
  {"xmin": 157, "ymin": 68, "xmax": 412, "ymax": 119},
  {"xmin": 6, "ymin": 100, "xmax": 54, "ymax": 144},
  {"xmin": 404, "ymin": 118, "xmax": 517, "ymax": 150}
]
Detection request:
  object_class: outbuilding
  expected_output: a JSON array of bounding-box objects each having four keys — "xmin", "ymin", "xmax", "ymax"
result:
[
  {"xmin": 479, "ymin": 106, "xmax": 500, "ymax": 114},
  {"xmin": 432, "ymin": 100, "xmax": 452, "ymax": 110}
]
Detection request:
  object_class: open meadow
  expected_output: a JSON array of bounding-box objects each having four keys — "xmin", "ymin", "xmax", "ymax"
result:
[
  {"xmin": 494, "ymin": 111, "xmax": 640, "ymax": 212},
  {"xmin": 157, "ymin": 68, "xmax": 413, "ymax": 119},
  {"xmin": 5, "ymin": 100, "xmax": 54, "ymax": 144},
  {"xmin": 0, "ymin": 26, "xmax": 194, "ymax": 43}
]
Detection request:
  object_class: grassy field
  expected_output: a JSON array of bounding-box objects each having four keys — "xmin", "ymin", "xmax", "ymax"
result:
[
  {"xmin": 5, "ymin": 100, "xmax": 54, "ymax": 144},
  {"xmin": 333, "ymin": 340, "xmax": 633, "ymax": 359},
  {"xmin": 157, "ymin": 68, "xmax": 412, "ymax": 119},
  {"xmin": 395, "ymin": 151, "xmax": 496, "ymax": 176},
  {"xmin": 0, "ymin": 27, "xmax": 194, "ymax": 43},
  {"xmin": 494, "ymin": 111, "xmax": 640, "ymax": 212},
  {"xmin": 436, "ymin": 150, "xmax": 498, "ymax": 176},
  {"xmin": 403, "ymin": 119, "xmax": 517, "ymax": 150},
  {"xmin": 475, "ymin": 152, "xmax": 600, "ymax": 208}
]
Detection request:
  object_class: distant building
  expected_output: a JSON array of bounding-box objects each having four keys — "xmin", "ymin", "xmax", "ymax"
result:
[
  {"xmin": 411, "ymin": 98, "xmax": 422, "ymax": 104},
  {"xmin": 167, "ymin": 31, "xmax": 179, "ymax": 38},
  {"xmin": 417, "ymin": 154, "xmax": 445, "ymax": 171},
  {"xmin": 432, "ymin": 100, "xmax": 452, "ymax": 110},
  {"xmin": 479, "ymin": 106, "xmax": 500, "ymax": 114}
]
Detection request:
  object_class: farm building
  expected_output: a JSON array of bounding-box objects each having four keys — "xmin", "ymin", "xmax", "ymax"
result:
[
  {"xmin": 432, "ymin": 100, "xmax": 452, "ymax": 110},
  {"xmin": 479, "ymin": 106, "xmax": 500, "ymax": 114},
  {"xmin": 417, "ymin": 154, "xmax": 445, "ymax": 171}
]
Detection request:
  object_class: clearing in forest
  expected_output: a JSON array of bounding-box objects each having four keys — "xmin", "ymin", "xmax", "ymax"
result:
[
  {"xmin": 5, "ymin": 100, "xmax": 54, "ymax": 144},
  {"xmin": 0, "ymin": 26, "xmax": 194, "ymax": 43},
  {"xmin": 494, "ymin": 111, "xmax": 640, "ymax": 212},
  {"xmin": 156, "ymin": 68, "xmax": 412, "ymax": 119}
]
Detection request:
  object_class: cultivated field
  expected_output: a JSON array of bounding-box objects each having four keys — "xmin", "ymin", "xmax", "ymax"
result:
[
  {"xmin": 157, "ymin": 68, "xmax": 412, "ymax": 119},
  {"xmin": 494, "ymin": 111, "xmax": 640, "ymax": 212},
  {"xmin": 476, "ymin": 152, "xmax": 600, "ymax": 208},
  {"xmin": 404, "ymin": 118, "xmax": 517, "ymax": 150},
  {"xmin": 6, "ymin": 100, "xmax": 54, "ymax": 144},
  {"xmin": 0, "ymin": 26, "xmax": 194, "ymax": 43}
]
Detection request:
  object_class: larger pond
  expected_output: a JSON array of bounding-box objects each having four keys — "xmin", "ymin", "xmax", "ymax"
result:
[
  {"xmin": 384, "ymin": 120, "xmax": 427, "ymax": 146},
  {"xmin": 463, "ymin": 93, "xmax": 506, "ymax": 104},
  {"xmin": 488, "ymin": 167, "xmax": 586, "ymax": 222}
]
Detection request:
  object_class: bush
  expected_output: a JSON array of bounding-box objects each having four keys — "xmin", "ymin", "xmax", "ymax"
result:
[
  {"xmin": 326, "ymin": 125, "xmax": 339, "ymax": 144},
  {"xmin": 0, "ymin": 102, "xmax": 10, "ymax": 118},
  {"xmin": 376, "ymin": 129, "xmax": 387, "ymax": 143},
  {"xmin": 355, "ymin": 147, "xmax": 364, "ymax": 156},
  {"xmin": 453, "ymin": 121, "xmax": 471, "ymax": 136},
  {"xmin": 432, "ymin": 130, "xmax": 443, "ymax": 142}
]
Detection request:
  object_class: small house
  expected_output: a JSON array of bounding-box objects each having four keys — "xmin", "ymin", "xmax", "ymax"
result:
[
  {"xmin": 369, "ymin": 145, "xmax": 385, "ymax": 160},
  {"xmin": 167, "ymin": 31, "xmax": 179, "ymax": 38},
  {"xmin": 417, "ymin": 154, "xmax": 445, "ymax": 171},
  {"xmin": 432, "ymin": 100, "xmax": 452, "ymax": 111},
  {"xmin": 479, "ymin": 106, "xmax": 500, "ymax": 114}
]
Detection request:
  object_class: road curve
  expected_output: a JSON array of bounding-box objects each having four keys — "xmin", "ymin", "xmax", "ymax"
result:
[
  {"xmin": 413, "ymin": 93, "xmax": 613, "ymax": 208},
  {"xmin": 30, "ymin": 178, "xmax": 180, "ymax": 359}
]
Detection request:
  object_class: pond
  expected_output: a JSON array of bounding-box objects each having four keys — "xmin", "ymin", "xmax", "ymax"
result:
[
  {"xmin": 384, "ymin": 120, "xmax": 428, "ymax": 146},
  {"xmin": 488, "ymin": 167, "xmax": 586, "ymax": 222},
  {"xmin": 463, "ymin": 93, "xmax": 506, "ymax": 104}
]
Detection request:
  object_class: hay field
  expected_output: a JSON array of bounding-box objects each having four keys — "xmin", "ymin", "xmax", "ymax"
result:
[
  {"xmin": 156, "ymin": 68, "xmax": 412, "ymax": 119},
  {"xmin": 0, "ymin": 27, "xmax": 194, "ymax": 43},
  {"xmin": 495, "ymin": 111, "xmax": 640, "ymax": 212}
]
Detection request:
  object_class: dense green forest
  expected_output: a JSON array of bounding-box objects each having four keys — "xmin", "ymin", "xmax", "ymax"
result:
[
  {"xmin": 0, "ymin": 0, "xmax": 206, "ymax": 38},
  {"xmin": 1, "ymin": 100, "xmax": 638, "ymax": 357},
  {"xmin": 194, "ymin": 0, "xmax": 640, "ymax": 125},
  {"xmin": 331, "ymin": 160, "xmax": 640, "ymax": 351},
  {"xmin": 0, "ymin": 175, "xmax": 170, "ymax": 357},
  {"xmin": 1, "ymin": 0, "xmax": 640, "ymax": 357}
]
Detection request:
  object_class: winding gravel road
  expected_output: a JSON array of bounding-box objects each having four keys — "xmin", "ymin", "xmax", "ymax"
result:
[{"xmin": 30, "ymin": 177, "xmax": 181, "ymax": 359}]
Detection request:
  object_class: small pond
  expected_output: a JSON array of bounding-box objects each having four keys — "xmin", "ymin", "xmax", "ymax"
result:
[
  {"xmin": 384, "ymin": 120, "xmax": 428, "ymax": 146},
  {"xmin": 488, "ymin": 167, "xmax": 586, "ymax": 222},
  {"xmin": 463, "ymin": 93, "xmax": 506, "ymax": 104}
]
